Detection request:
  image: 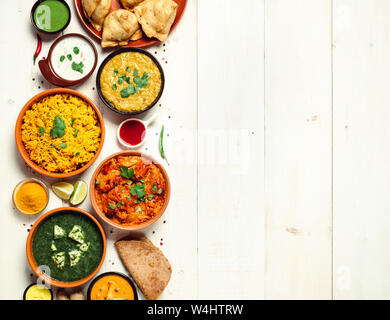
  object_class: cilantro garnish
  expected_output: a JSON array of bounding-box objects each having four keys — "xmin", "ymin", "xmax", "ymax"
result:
[
  {"xmin": 130, "ymin": 184, "xmax": 146, "ymax": 199},
  {"xmin": 114, "ymin": 69, "xmax": 118, "ymax": 76},
  {"xmin": 71, "ymin": 118, "xmax": 76, "ymax": 127},
  {"xmin": 72, "ymin": 61, "xmax": 84, "ymax": 74},
  {"xmin": 120, "ymin": 166, "xmax": 134, "ymax": 179},
  {"xmin": 109, "ymin": 203, "xmax": 115, "ymax": 210},
  {"xmin": 58, "ymin": 143, "xmax": 67, "ymax": 149},
  {"xmin": 39, "ymin": 127, "xmax": 45, "ymax": 136},
  {"xmin": 60, "ymin": 56, "xmax": 65, "ymax": 62},
  {"xmin": 73, "ymin": 47, "xmax": 80, "ymax": 55},
  {"xmin": 67, "ymin": 54, "xmax": 72, "ymax": 61},
  {"xmin": 120, "ymin": 84, "xmax": 136, "ymax": 98},
  {"xmin": 136, "ymin": 207, "xmax": 142, "ymax": 213},
  {"xmin": 133, "ymin": 72, "xmax": 150, "ymax": 89},
  {"xmin": 126, "ymin": 67, "xmax": 131, "ymax": 73},
  {"xmin": 112, "ymin": 84, "xmax": 117, "ymax": 90},
  {"xmin": 50, "ymin": 116, "xmax": 66, "ymax": 138},
  {"xmin": 157, "ymin": 188, "xmax": 163, "ymax": 195},
  {"xmin": 74, "ymin": 129, "xmax": 79, "ymax": 137},
  {"xmin": 75, "ymin": 152, "xmax": 80, "ymax": 156}
]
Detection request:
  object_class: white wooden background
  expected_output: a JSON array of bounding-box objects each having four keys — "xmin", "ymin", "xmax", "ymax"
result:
[{"xmin": 0, "ymin": 0, "xmax": 389, "ymax": 300}]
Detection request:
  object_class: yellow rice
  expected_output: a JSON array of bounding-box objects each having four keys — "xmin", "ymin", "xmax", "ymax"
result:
[{"xmin": 21, "ymin": 94, "xmax": 101, "ymax": 173}]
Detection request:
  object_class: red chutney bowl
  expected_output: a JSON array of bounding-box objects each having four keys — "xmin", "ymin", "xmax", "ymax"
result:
[{"xmin": 117, "ymin": 118, "xmax": 147, "ymax": 149}]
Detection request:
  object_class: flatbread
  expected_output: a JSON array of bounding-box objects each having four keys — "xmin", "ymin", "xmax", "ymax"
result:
[{"xmin": 115, "ymin": 238, "xmax": 172, "ymax": 300}]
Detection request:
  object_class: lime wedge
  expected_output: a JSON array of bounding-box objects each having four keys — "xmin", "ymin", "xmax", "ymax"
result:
[
  {"xmin": 70, "ymin": 180, "xmax": 88, "ymax": 206},
  {"xmin": 52, "ymin": 182, "xmax": 74, "ymax": 200}
]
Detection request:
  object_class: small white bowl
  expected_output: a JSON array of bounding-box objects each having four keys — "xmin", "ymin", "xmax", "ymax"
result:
[{"xmin": 117, "ymin": 118, "xmax": 148, "ymax": 149}]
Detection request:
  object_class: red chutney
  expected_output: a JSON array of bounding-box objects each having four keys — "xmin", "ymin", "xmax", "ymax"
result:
[{"xmin": 119, "ymin": 120, "xmax": 146, "ymax": 146}]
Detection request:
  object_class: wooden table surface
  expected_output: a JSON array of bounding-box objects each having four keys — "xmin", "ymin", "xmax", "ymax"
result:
[{"xmin": 0, "ymin": 0, "xmax": 389, "ymax": 300}]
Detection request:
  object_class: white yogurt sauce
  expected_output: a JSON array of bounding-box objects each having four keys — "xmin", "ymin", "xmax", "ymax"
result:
[{"xmin": 51, "ymin": 36, "xmax": 95, "ymax": 81}]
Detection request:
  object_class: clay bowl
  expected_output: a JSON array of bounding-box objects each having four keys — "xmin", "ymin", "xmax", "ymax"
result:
[
  {"xmin": 90, "ymin": 151, "xmax": 171, "ymax": 231},
  {"xmin": 96, "ymin": 47, "xmax": 165, "ymax": 116},
  {"xmin": 15, "ymin": 88, "xmax": 105, "ymax": 178},
  {"xmin": 26, "ymin": 207, "xmax": 107, "ymax": 288},
  {"xmin": 38, "ymin": 33, "xmax": 98, "ymax": 87}
]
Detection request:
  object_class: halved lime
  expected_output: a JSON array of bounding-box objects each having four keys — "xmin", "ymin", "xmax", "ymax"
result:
[
  {"xmin": 70, "ymin": 180, "xmax": 88, "ymax": 206},
  {"xmin": 52, "ymin": 182, "xmax": 74, "ymax": 200}
]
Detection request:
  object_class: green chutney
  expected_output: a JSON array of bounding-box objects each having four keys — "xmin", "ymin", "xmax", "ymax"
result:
[
  {"xmin": 34, "ymin": 0, "xmax": 70, "ymax": 33},
  {"xmin": 32, "ymin": 211, "xmax": 103, "ymax": 283}
]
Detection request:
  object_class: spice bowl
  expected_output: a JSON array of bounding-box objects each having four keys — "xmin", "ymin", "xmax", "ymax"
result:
[{"xmin": 12, "ymin": 178, "xmax": 49, "ymax": 215}]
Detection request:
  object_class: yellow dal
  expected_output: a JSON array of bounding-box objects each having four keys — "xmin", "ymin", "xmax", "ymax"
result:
[{"xmin": 100, "ymin": 52, "xmax": 162, "ymax": 112}]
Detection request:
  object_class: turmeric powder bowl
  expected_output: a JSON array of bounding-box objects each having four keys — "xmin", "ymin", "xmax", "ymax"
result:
[{"xmin": 13, "ymin": 178, "xmax": 49, "ymax": 215}]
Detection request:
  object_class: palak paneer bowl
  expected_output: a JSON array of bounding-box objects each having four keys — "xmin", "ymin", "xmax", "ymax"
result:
[
  {"xmin": 90, "ymin": 151, "xmax": 171, "ymax": 231},
  {"xmin": 26, "ymin": 207, "xmax": 106, "ymax": 288},
  {"xmin": 96, "ymin": 47, "xmax": 165, "ymax": 116},
  {"xmin": 15, "ymin": 88, "xmax": 105, "ymax": 178}
]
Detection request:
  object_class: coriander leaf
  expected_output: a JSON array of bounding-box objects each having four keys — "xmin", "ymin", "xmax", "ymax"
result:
[
  {"xmin": 60, "ymin": 55, "xmax": 65, "ymax": 62},
  {"xmin": 120, "ymin": 84, "xmax": 136, "ymax": 98},
  {"xmin": 75, "ymin": 152, "xmax": 80, "ymax": 156},
  {"xmin": 133, "ymin": 68, "xmax": 138, "ymax": 76},
  {"xmin": 126, "ymin": 67, "xmax": 131, "ymax": 73},
  {"xmin": 133, "ymin": 76, "xmax": 148, "ymax": 89},
  {"xmin": 74, "ymin": 129, "xmax": 79, "ymax": 137},
  {"xmin": 50, "ymin": 116, "xmax": 66, "ymax": 138},
  {"xmin": 58, "ymin": 143, "xmax": 67, "ymax": 149},
  {"xmin": 127, "ymin": 196, "xmax": 132, "ymax": 201},
  {"xmin": 142, "ymin": 72, "xmax": 150, "ymax": 80},
  {"xmin": 148, "ymin": 194, "xmax": 154, "ymax": 200},
  {"xmin": 71, "ymin": 118, "xmax": 76, "ymax": 127},
  {"xmin": 72, "ymin": 61, "xmax": 84, "ymax": 74},
  {"xmin": 109, "ymin": 203, "xmax": 115, "ymax": 210},
  {"xmin": 112, "ymin": 83, "xmax": 117, "ymax": 90},
  {"xmin": 73, "ymin": 47, "xmax": 80, "ymax": 55},
  {"xmin": 39, "ymin": 126, "xmax": 45, "ymax": 136},
  {"xmin": 116, "ymin": 202, "xmax": 121, "ymax": 208},
  {"xmin": 120, "ymin": 166, "xmax": 134, "ymax": 179},
  {"xmin": 130, "ymin": 184, "xmax": 146, "ymax": 199},
  {"xmin": 67, "ymin": 54, "xmax": 72, "ymax": 61},
  {"xmin": 114, "ymin": 69, "xmax": 118, "ymax": 76},
  {"xmin": 118, "ymin": 78, "xmax": 123, "ymax": 85},
  {"xmin": 157, "ymin": 188, "xmax": 163, "ymax": 195},
  {"xmin": 152, "ymin": 184, "xmax": 157, "ymax": 192},
  {"xmin": 95, "ymin": 179, "xmax": 100, "ymax": 185},
  {"xmin": 136, "ymin": 207, "xmax": 142, "ymax": 213}
]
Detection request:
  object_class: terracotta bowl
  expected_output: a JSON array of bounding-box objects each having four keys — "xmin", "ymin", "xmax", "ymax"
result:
[
  {"xmin": 15, "ymin": 88, "xmax": 105, "ymax": 178},
  {"xmin": 26, "ymin": 207, "xmax": 107, "ymax": 288},
  {"xmin": 39, "ymin": 33, "xmax": 98, "ymax": 87},
  {"xmin": 90, "ymin": 151, "xmax": 171, "ymax": 231}
]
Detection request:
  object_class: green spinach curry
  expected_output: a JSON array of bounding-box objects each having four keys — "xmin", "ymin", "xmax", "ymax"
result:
[{"xmin": 32, "ymin": 211, "xmax": 103, "ymax": 282}]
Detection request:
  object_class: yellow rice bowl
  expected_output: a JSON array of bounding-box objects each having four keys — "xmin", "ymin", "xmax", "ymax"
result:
[{"xmin": 21, "ymin": 94, "xmax": 101, "ymax": 173}]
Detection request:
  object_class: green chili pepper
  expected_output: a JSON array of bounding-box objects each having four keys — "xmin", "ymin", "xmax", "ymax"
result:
[{"xmin": 159, "ymin": 125, "xmax": 169, "ymax": 166}]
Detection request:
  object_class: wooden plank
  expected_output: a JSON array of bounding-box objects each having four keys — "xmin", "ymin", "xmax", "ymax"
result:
[
  {"xmin": 197, "ymin": 0, "xmax": 265, "ymax": 299},
  {"xmin": 333, "ymin": 0, "xmax": 390, "ymax": 299},
  {"xmin": 264, "ymin": 0, "xmax": 333, "ymax": 299}
]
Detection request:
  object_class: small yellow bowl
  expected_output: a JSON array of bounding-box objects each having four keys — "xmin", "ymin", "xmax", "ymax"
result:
[{"xmin": 12, "ymin": 178, "xmax": 49, "ymax": 215}]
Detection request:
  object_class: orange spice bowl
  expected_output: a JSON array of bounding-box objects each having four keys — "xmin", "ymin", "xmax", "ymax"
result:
[
  {"xmin": 26, "ymin": 207, "xmax": 107, "ymax": 288},
  {"xmin": 15, "ymin": 88, "xmax": 105, "ymax": 178},
  {"xmin": 89, "ymin": 151, "xmax": 171, "ymax": 231}
]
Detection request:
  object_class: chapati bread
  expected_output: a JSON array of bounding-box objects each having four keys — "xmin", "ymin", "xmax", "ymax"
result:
[
  {"xmin": 115, "ymin": 238, "xmax": 172, "ymax": 300},
  {"xmin": 133, "ymin": 0, "xmax": 178, "ymax": 41}
]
